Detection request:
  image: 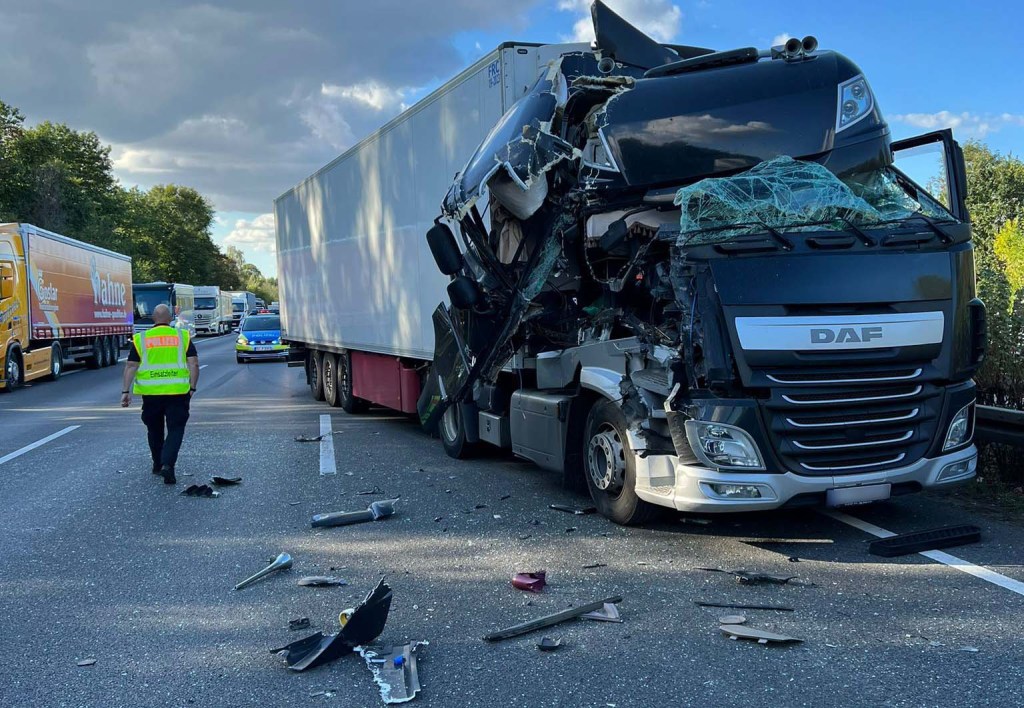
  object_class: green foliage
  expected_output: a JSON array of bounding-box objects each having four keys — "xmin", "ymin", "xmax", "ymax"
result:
[
  {"xmin": 993, "ymin": 218, "xmax": 1024, "ymax": 301},
  {"xmin": 0, "ymin": 97, "xmax": 267, "ymax": 296}
]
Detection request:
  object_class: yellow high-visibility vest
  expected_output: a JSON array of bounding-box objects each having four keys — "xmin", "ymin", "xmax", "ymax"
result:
[{"xmin": 133, "ymin": 325, "xmax": 191, "ymax": 395}]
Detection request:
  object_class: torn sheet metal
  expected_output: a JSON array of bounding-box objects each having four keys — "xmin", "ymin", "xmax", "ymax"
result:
[
  {"xmin": 581, "ymin": 602, "xmax": 622, "ymax": 623},
  {"xmin": 720, "ymin": 624, "xmax": 803, "ymax": 645},
  {"xmin": 357, "ymin": 642, "xmax": 428, "ymax": 704},
  {"xmin": 271, "ymin": 579, "xmax": 392, "ymax": 672}
]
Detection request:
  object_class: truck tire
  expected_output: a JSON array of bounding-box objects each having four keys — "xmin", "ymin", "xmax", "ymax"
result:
[
  {"xmin": 439, "ymin": 403, "xmax": 477, "ymax": 459},
  {"xmin": 102, "ymin": 336, "xmax": 115, "ymax": 367},
  {"xmin": 583, "ymin": 398, "xmax": 658, "ymax": 526},
  {"xmin": 322, "ymin": 352, "xmax": 341, "ymax": 407},
  {"xmin": 86, "ymin": 338, "xmax": 103, "ymax": 369},
  {"xmin": 309, "ymin": 351, "xmax": 325, "ymax": 401},
  {"xmin": 3, "ymin": 345, "xmax": 23, "ymax": 390},
  {"xmin": 46, "ymin": 343, "xmax": 63, "ymax": 381},
  {"xmin": 337, "ymin": 351, "xmax": 369, "ymax": 414}
]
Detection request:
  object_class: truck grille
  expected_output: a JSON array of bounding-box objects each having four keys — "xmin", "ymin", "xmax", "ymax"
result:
[
  {"xmin": 195, "ymin": 314, "xmax": 210, "ymax": 324},
  {"xmin": 762, "ymin": 364, "xmax": 939, "ymax": 476}
]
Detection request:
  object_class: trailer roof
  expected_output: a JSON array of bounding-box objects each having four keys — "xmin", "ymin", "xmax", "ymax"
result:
[{"xmin": 3, "ymin": 222, "xmax": 133, "ymax": 262}]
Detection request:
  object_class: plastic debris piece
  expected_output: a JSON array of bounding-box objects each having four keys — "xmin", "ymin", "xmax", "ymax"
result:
[
  {"xmin": 512, "ymin": 571, "xmax": 547, "ymax": 593},
  {"xmin": 311, "ymin": 499, "xmax": 399, "ymax": 528},
  {"xmin": 234, "ymin": 553, "xmax": 292, "ymax": 590},
  {"xmin": 357, "ymin": 641, "xmax": 427, "ymax": 704},
  {"xmin": 868, "ymin": 525, "xmax": 981, "ymax": 557},
  {"xmin": 298, "ymin": 576, "xmax": 348, "ymax": 587},
  {"xmin": 500, "ymin": 494, "xmax": 511, "ymax": 501},
  {"xmin": 210, "ymin": 476, "xmax": 242, "ymax": 486},
  {"xmin": 719, "ymin": 625, "xmax": 802, "ymax": 644},
  {"xmin": 549, "ymin": 504, "xmax": 597, "ymax": 515},
  {"xmin": 295, "ymin": 434, "xmax": 327, "ymax": 442},
  {"xmin": 358, "ymin": 486, "xmax": 384, "ymax": 496},
  {"xmin": 483, "ymin": 595, "xmax": 623, "ymax": 641},
  {"xmin": 474, "ymin": 504, "xmax": 488, "ymax": 510},
  {"xmin": 537, "ymin": 636, "xmax": 562, "ymax": 651},
  {"xmin": 77, "ymin": 658, "xmax": 97, "ymax": 667},
  {"xmin": 695, "ymin": 601, "xmax": 794, "ymax": 612},
  {"xmin": 696, "ymin": 568, "xmax": 812, "ymax": 586},
  {"xmin": 680, "ymin": 517, "xmax": 712, "ymax": 526},
  {"xmin": 961, "ymin": 646, "xmax": 980, "ymax": 653},
  {"xmin": 718, "ymin": 615, "xmax": 747, "ymax": 625},
  {"xmin": 289, "ymin": 617, "xmax": 311, "ymax": 631},
  {"xmin": 181, "ymin": 484, "xmax": 219, "ymax": 498},
  {"xmin": 582, "ymin": 563, "xmax": 607, "ymax": 569},
  {"xmin": 565, "ymin": 527, "xmax": 578, "ymax": 534},
  {"xmin": 271, "ymin": 579, "xmax": 392, "ymax": 672},
  {"xmin": 581, "ymin": 603, "xmax": 622, "ymax": 623}
]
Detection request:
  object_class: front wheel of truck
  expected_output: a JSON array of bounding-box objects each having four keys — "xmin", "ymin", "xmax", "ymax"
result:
[
  {"xmin": 583, "ymin": 399, "xmax": 658, "ymax": 526},
  {"xmin": 3, "ymin": 345, "xmax": 24, "ymax": 391},
  {"xmin": 440, "ymin": 403, "xmax": 477, "ymax": 459}
]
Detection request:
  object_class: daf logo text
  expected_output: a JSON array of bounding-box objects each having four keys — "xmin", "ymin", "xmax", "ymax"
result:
[{"xmin": 810, "ymin": 326, "xmax": 884, "ymax": 344}]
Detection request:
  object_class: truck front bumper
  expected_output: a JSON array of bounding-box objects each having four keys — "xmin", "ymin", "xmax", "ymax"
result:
[{"xmin": 633, "ymin": 444, "xmax": 977, "ymax": 513}]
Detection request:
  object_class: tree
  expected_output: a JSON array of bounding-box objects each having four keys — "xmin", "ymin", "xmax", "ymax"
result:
[{"xmin": 994, "ymin": 219, "xmax": 1024, "ymax": 303}]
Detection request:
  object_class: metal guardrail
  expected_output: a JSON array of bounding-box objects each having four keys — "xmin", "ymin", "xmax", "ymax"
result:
[{"xmin": 976, "ymin": 405, "xmax": 1024, "ymax": 447}]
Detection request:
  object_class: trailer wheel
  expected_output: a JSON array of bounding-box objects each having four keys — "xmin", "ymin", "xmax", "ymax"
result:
[
  {"xmin": 46, "ymin": 343, "xmax": 63, "ymax": 381},
  {"xmin": 337, "ymin": 351, "xmax": 369, "ymax": 414},
  {"xmin": 85, "ymin": 338, "xmax": 103, "ymax": 369},
  {"xmin": 309, "ymin": 351, "xmax": 325, "ymax": 401},
  {"xmin": 439, "ymin": 403, "xmax": 477, "ymax": 459},
  {"xmin": 583, "ymin": 399, "xmax": 658, "ymax": 526},
  {"xmin": 3, "ymin": 345, "xmax": 23, "ymax": 390},
  {"xmin": 102, "ymin": 336, "xmax": 116, "ymax": 367},
  {"xmin": 323, "ymin": 353, "xmax": 341, "ymax": 407}
]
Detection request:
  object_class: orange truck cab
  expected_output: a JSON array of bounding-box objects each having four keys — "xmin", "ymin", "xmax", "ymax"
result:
[{"xmin": 0, "ymin": 223, "xmax": 133, "ymax": 391}]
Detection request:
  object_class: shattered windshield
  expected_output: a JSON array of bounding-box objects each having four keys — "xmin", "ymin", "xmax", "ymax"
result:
[{"xmin": 672, "ymin": 156, "xmax": 952, "ymax": 245}]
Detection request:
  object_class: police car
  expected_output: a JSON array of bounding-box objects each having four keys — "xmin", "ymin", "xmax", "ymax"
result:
[{"xmin": 235, "ymin": 314, "xmax": 288, "ymax": 363}]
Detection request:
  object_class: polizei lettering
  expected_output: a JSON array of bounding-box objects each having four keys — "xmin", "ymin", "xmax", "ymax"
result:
[{"xmin": 811, "ymin": 326, "xmax": 884, "ymax": 344}]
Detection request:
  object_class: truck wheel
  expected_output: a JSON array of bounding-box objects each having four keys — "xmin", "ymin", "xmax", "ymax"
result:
[
  {"xmin": 46, "ymin": 343, "xmax": 63, "ymax": 381},
  {"xmin": 309, "ymin": 351, "xmax": 325, "ymax": 401},
  {"xmin": 337, "ymin": 351, "xmax": 369, "ymax": 414},
  {"xmin": 439, "ymin": 403, "xmax": 477, "ymax": 459},
  {"xmin": 102, "ymin": 336, "xmax": 115, "ymax": 367},
  {"xmin": 583, "ymin": 399, "xmax": 658, "ymax": 526},
  {"xmin": 3, "ymin": 346, "xmax": 23, "ymax": 390},
  {"xmin": 323, "ymin": 353, "xmax": 341, "ymax": 407},
  {"xmin": 86, "ymin": 338, "xmax": 103, "ymax": 369}
]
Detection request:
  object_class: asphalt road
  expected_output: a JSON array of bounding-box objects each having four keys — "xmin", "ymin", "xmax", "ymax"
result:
[{"xmin": 2, "ymin": 334, "xmax": 1023, "ymax": 707}]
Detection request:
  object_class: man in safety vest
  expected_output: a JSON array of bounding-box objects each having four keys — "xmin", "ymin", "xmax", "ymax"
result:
[{"xmin": 120, "ymin": 304, "xmax": 200, "ymax": 484}]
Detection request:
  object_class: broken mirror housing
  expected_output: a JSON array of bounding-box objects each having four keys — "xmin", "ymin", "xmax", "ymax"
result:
[
  {"xmin": 943, "ymin": 402, "xmax": 974, "ymax": 451},
  {"xmin": 685, "ymin": 421, "xmax": 765, "ymax": 470}
]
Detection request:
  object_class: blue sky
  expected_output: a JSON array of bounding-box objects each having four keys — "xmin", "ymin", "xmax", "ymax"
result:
[{"xmin": 21, "ymin": 0, "xmax": 1011, "ymax": 278}]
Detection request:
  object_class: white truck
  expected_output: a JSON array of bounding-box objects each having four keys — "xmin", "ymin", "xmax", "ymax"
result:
[
  {"xmin": 193, "ymin": 286, "xmax": 233, "ymax": 335},
  {"xmin": 276, "ymin": 3, "xmax": 980, "ymax": 524},
  {"xmin": 228, "ymin": 291, "xmax": 256, "ymax": 329}
]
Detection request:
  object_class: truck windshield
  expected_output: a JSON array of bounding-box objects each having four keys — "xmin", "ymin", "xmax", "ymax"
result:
[
  {"xmin": 673, "ymin": 156, "xmax": 952, "ymax": 246},
  {"xmin": 232, "ymin": 302, "xmax": 245, "ymax": 312},
  {"xmin": 242, "ymin": 315, "xmax": 280, "ymax": 331},
  {"xmin": 195, "ymin": 297, "xmax": 217, "ymax": 310},
  {"xmin": 134, "ymin": 290, "xmax": 171, "ymax": 319}
]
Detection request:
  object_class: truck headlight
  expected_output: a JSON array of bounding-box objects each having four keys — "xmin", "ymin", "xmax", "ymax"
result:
[
  {"xmin": 685, "ymin": 421, "xmax": 765, "ymax": 470},
  {"xmin": 836, "ymin": 75, "xmax": 874, "ymax": 132},
  {"xmin": 943, "ymin": 402, "xmax": 974, "ymax": 451}
]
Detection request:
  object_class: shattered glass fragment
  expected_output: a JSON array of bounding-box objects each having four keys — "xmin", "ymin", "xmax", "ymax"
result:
[{"xmin": 357, "ymin": 642, "xmax": 428, "ymax": 704}]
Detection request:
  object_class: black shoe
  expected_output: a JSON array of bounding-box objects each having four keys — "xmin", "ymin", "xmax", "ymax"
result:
[
  {"xmin": 152, "ymin": 463, "xmax": 162, "ymax": 475},
  {"xmin": 160, "ymin": 465, "xmax": 176, "ymax": 485}
]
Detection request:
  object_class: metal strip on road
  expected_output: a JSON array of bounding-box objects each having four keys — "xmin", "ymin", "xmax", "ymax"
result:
[
  {"xmin": 825, "ymin": 510, "xmax": 1024, "ymax": 598},
  {"xmin": 199, "ymin": 365, "xmax": 208, "ymax": 370},
  {"xmin": 319, "ymin": 414, "xmax": 336, "ymax": 475},
  {"xmin": 0, "ymin": 426, "xmax": 80, "ymax": 466}
]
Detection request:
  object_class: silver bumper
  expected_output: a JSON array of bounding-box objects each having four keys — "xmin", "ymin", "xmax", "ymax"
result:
[{"xmin": 633, "ymin": 444, "xmax": 977, "ymax": 513}]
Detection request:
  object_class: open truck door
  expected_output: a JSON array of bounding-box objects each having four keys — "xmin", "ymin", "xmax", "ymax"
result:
[{"xmin": 891, "ymin": 128, "xmax": 969, "ymax": 222}]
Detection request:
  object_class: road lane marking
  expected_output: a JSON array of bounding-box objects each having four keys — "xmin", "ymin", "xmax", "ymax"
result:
[
  {"xmin": 0, "ymin": 426, "xmax": 80, "ymax": 466},
  {"xmin": 825, "ymin": 510, "xmax": 1024, "ymax": 598},
  {"xmin": 199, "ymin": 365, "xmax": 208, "ymax": 370},
  {"xmin": 319, "ymin": 414, "xmax": 336, "ymax": 476}
]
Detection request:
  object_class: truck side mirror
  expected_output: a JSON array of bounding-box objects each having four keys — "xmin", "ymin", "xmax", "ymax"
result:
[
  {"xmin": 0, "ymin": 262, "xmax": 13, "ymax": 299},
  {"xmin": 427, "ymin": 223, "xmax": 464, "ymax": 275}
]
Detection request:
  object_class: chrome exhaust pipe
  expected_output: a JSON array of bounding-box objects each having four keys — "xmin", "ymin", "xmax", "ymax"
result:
[{"xmin": 802, "ymin": 35, "xmax": 818, "ymax": 53}]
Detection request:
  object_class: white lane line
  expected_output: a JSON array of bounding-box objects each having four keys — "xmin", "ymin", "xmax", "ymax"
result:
[
  {"xmin": 199, "ymin": 365, "xmax": 208, "ymax": 370},
  {"xmin": 0, "ymin": 426, "xmax": 80, "ymax": 466},
  {"xmin": 825, "ymin": 510, "xmax": 1024, "ymax": 598},
  {"xmin": 319, "ymin": 413, "xmax": 336, "ymax": 476}
]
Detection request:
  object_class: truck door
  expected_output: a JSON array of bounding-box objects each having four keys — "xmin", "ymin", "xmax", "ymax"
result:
[{"xmin": 890, "ymin": 128, "xmax": 968, "ymax": 221}]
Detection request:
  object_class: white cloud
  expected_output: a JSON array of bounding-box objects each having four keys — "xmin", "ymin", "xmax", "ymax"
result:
[
  {"xmin": 772, "ymin": 33, "xmax": 791, "ymax": 47},
  {"xmin": 224, "ymin": 213, "xmax": 277, "ymax": 254},
  {"xmin": 557, "ymin": 0, "xmax": 682, "ymax": 44},
  {"xmin": 891, "ymin": 111, "xmax": 1024, "ymax": 139}
]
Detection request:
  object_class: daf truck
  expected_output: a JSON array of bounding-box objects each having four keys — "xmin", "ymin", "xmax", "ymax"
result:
[
  {"xmin": 132, "ymin": 282, "xmax": 196, "ymax": 338},
  {"xmin": 193, "ymin": 285, "xmax": 233, "ymax": 335},
  {"xmin": 276, "ymin": 1, "xmax": 984, "ymax": 524},
  {"xmin": 0, "ymin": 223, "xmax": 133, "ymax": 390}
]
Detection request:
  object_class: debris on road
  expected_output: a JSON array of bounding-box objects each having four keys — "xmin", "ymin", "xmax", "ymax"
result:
[
  {"xmin": 311, "ymin": 498, "xmax": 399, "ymax": 528},
  {"xmin": 565, "ymin": 527, "xmax": 578, "ymax": 534},
  {"xmin": 298, "ymin": 576, "xmax": 348, "ymax": 587},
  {"xmin": 358, "ymin": 486, "xmax": 384, "ymax": 496},
  {"xmin": 697, "ymin": 568, "xmax": 813, "ymax": 586},
  {"xmin": 718, "ymin": 615, "xmax": 747, "ymax": 625},
  {"xmin": 512, "ymin": 571, "xmax": 547, "ymax": 593},
  {"xmin": 271, "ymin": 578, "xmax": 392, "ymax": 672},
  {"xmin": 181, "ymin": 484, "xmax": 219, "ymax": 497},
  {"xmin": 868, "ymin": 525, "xmax": 982, "ymax": 557},
  {"xmin": 234, "ymin": 552, "xmax": 293, "ymax": 590},
  {"xmin": 357, "ymin": 641, "xmax": 428, "ymax": 704},
  {"xmin": 295, "ymin": 431, "xmax": 342, "ymax": 442},
  {"xmin": 695, "ymin": 601, "xmax": 794, "ymax": 612},
  {"xmin": 720, "ymin": 625, "xmax": 803, "ymax": 645},
  {"xmin": 289, "ymin": 617, "xmax": 311, "ymax": 631},
  {"xmin": 581, "ymin": 603, "xmax": 622, "ymax": 623},
  {"xmin": 483, "ymin": 595, "xmax": 623, "ymax": 641},
  {"xmin": 76, "ymin": 658, "xmax": 97, "ymax": 667},
  {"xmin": 582, "ymin": 563, "xmax": 607, "ymax": 569},
  {"xmin": 537, "ymin": 636, "xmax": 562, "ymax": 652},
  {"xmin": 500, "ymin": 494, "xmax": 511, "ymax": 501},
  {"xmin": 960, "ymin": 646, "xmax": 980, "ymax": 653},
  {"xmin": 549, "ymin": 504, "xmax": 597, "ymax": 515},
  {"xmin": 211, "ymin": 476, "xmax": 242, "ymax": 486},
  {"xmin": 680, "ymin": 517, "xmax": 712, "ymax": 526}
]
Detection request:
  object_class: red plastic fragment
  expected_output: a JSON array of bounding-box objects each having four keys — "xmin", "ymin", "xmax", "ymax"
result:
[{"xmin": 512, "ymin": 570, "xmax": 547, "ymax": 592}]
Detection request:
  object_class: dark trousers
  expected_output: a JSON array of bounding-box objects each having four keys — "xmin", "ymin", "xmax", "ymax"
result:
[{"xmin": 141, "ymin": 394, "xmax": 191, "ymax": 469}]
